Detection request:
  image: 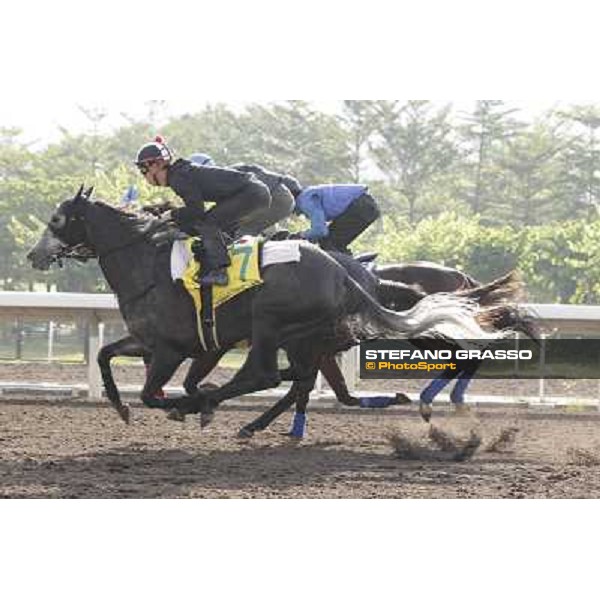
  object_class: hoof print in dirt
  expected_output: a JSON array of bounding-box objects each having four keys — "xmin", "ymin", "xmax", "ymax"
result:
[
  {"xmin": 389, "ymin": 425, "xmax": 482, "ymax": 462},
  {"xmin": 452, "ymin": 430, "xmax": 482, "ymax": 462},
  {"xmin": 485, "ymin": 427, "xmax": 519, "ymax": 453}
]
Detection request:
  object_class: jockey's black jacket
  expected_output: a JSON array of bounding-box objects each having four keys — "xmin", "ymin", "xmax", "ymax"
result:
[
  {"xmin": 230, "ymin": 163, "xmax": 302, "ymax": 196},
  {"xmin": 167, "ymin": 158, "xmax": 253, "ymax": 213}
]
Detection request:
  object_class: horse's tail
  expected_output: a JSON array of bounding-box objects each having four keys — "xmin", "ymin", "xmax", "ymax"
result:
[
  {"xmin": 462, "ymin": 273, "xmax": 481, "ymax": 289},
  {"xmin": 344, "ymin": 275, "xmax": 507, "ymax": 343},
  {"xmin": 377, "ymin": 279, "xmax": 425, "ymax": 311},
  {"xmin": 476, "ymin": 305, "xmax": 542, "ymax": 344},
  {"xmin": 456, "ymin": 270, "xmax": 525, "ymax": 306}
]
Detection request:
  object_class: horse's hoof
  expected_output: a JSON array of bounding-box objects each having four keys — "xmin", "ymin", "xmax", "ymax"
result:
[
  {"xmin": 419, "ymin": 402, "xmax": 432, "ymax": 423},
  {"xmin": 117, "ymin": 404, "xmax": 131, "ymax": 425},
  {"xmin": 393, "ymin": 392, "xmax": 412, "ymax": 405},
  {"xmin": 338, "ymin": 396, "xmax": 360, "ymax": 407},
  {"xmin": 167, "ymin": 408, "xmax": 186, "ymax": 422},
  {"xmin": 200, "ymin": 411, "xmax": 215, "ymax": 429},
  {"xmin": 143, "ymin": 397, "xmax": 167, "ymax": 409},
  {"xmin": 237, "ymin": 427, "xmax": 254, "ymax": 439}
]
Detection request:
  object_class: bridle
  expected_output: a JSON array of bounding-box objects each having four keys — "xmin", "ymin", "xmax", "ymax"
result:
[
  {"xmin": 47, "ymin": 208, "xmax": 169, "ymax": 265},
  {"xmin": 52, "ymin": 243, "xmax": 97, "ymax": 266},
  {"xmin": 46, "ymin": 209, "xmax": 173, "ymax": 308}
]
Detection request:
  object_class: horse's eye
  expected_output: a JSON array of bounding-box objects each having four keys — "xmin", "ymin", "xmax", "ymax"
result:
[{"xmin": 51, "ymin": 214, "xmax": 66, "ymax": 228}]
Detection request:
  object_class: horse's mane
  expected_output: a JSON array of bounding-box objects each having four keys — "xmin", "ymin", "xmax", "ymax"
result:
[{"xmin": 91, "ymin": 200, "xmax": 158, "ymax": 235}]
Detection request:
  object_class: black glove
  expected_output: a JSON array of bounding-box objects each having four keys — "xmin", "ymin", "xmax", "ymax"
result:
[{"xmin": 142, "ymin": 200, "xmax": 175, "ymax": 217}]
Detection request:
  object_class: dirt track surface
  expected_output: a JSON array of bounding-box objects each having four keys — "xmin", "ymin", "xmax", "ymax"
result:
[{"xmin": 2, "ymin": 398, "xmax": 600, "ymax": 498}]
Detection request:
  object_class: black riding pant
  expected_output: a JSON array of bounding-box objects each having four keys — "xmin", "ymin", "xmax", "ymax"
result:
[
  {"xmin": 176, "ymin": 178, "xmax": 271, "ymax": 270},
  {"xmin": 237, "ymin": 182, "xmax": 294, "ymax": 236},
  {"xmin": 318, "ymin": 193, "xmax": 380, "ymax": 254}
]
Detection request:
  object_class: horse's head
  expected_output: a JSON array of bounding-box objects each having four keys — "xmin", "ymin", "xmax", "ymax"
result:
[{"xmin": 27, "ymin": 184, "xmax": 97, "ymax": 270}]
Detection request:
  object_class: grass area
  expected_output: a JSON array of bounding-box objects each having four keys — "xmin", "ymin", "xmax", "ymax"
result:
[
  {"xmin": 0, "ymin": 339, "xmax": 84, "ymax": 362},
  {"xmin": 0, "ymin": 340, "xmax": 250, "ymax": 370}
]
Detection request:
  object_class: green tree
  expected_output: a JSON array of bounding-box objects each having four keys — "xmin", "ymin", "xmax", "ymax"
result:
[
  {"xmin": 340, "ymin": 101, "xmax": 379, "ymax": 182},
  {"xmin": 458, "ymin": 100, "xmax": 523, "ymax": 218},
  {"xmin": 496, "ymin": 115, "xmax": 567, "ymax": 225},
  {"xmin": 518, "ymin": 221, "xmax": 586, "ymax": 302},
  {"xmin": 369, "ymin": 100, "xmax": 461, "ymax": 225},
  {"xmin": 556, "ymin": 105, "xmax": 600, "ymax": 219}
]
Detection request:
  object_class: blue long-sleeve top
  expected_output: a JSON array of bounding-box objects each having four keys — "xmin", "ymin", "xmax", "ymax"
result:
[{"xmin": 295, "ymin": 184, "xmax": 367, "ymax": 240}]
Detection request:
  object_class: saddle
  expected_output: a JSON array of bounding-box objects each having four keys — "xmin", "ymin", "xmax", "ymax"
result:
[{"xmin": 179, "ymin": 236, "xmax": 263, "ymax": 351}]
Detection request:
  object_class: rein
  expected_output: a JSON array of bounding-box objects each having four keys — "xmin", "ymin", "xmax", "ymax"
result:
[
  {"xmin": 51, "ymin": 208, "xmax": 178, "ymax": 308},
  {"xmin": 97, "ymin": 231, "xmax": 152, "ymax": 260}
]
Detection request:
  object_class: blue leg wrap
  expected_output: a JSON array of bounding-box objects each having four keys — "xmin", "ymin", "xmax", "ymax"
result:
[
  {"xmin": 450, "ymin": 373, "xmax": 474, "ymax": 404},
  {"xmin": 289, "ymin": 412, "xmax": 307, "ymax": 438},
  {"xmin": 359, "ymin": 396, "xmax": 393, "ymax": 408},
  {"xmin": 420, "ymin": 375, "xmax": 452, "ymax": 405}
]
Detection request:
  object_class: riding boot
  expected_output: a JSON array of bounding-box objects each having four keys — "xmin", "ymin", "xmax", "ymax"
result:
[
  {"xmin": 267, "ymin": 229, "xmax": 291, "ymax": 241},
  {"xmin": 191, "ymin": 223, "xmax": 231, "ymax": 286}
]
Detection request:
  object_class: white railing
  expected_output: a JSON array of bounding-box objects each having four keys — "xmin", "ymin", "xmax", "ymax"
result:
[
  {"xmin": 0, "ymin": 292, "xmax": 119, "ymax": 399},
  {"xmin": 1, "ymin": 292, "xmax": 600, "ymax": 400}
]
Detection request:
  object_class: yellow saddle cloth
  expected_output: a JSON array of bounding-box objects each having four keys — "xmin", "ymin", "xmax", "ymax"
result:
[{"xmin": 181, "ymin": 236, "xmax": 263, "ymax": 349}]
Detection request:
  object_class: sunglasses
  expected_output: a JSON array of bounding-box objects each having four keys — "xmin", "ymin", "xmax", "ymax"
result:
[{"xmin": 137, "ymin": 162, "xmax": 153, "ymax": 175}]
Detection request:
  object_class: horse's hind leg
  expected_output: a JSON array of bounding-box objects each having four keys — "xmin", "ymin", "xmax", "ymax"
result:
[
  {"xmin": 98, "ymin": 335, "xmax": 147, "ymax": 424},
  {"xmin": 238, "ymin": 341, "xmax": 321, "ymax": 438}
]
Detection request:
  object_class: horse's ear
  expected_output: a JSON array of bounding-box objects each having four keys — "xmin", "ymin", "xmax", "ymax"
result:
[
  {"xmin": 84, "ymin": 186, "xmax": 94, "ymax": 200},
  {"xmin": 74, "ymin": 184, "xmax": 85, "ymax": 201}
]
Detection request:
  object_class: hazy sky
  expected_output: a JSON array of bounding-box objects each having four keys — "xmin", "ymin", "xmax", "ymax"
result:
[
  {"xmin": 1, "ymin": 99, "xmax": 568, "ymax": 147},
  {"xmin": 1, "ymin": 99, "xmax": 350, "ymax": 145},
  {"xmin": 0, "ymin": 2, "xmax": 595, "ymax": 147}
]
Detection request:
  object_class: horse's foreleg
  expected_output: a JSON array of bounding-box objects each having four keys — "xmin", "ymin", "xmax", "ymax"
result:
[
  {"xmin": 287, "ymin": 387, "xmax": 312, "ymax": 439},
  {"xmin": 98, "ymin": 335, "xmax": 147, "ymax": 424},
  {"xmin": 238, "ymin": 383, "xmax": 302, "ymax": 438},
  {"xmin": 319, "ymin": 354, "xmax": 360, "ymax": 407},
  {"xmin": 183, "ymin": 348, "xmax": 228, "ymax": 395},
  {"xmin": 173, "ymin": 327, "xmax": 281, "ymax": 426},
  {"xmin": 240, "ymin": 342, "xmax": 321, "ymax": 438},
  {"xmin": 141, "ymin": 345, "xmax": 185, "ymax": 410}
]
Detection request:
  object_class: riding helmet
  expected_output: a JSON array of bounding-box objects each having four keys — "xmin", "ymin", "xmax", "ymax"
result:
[
  {"xmin": 134, "ymin": 136, "xmax": 173, "ymax": 166},
  {"xmin": 189, "ymin": 153, "xmax": 215, "ymax": 166}
]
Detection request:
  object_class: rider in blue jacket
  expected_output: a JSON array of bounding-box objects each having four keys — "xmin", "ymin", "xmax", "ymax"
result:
[{"xmin": 294, "ymin": 184, "xmax": 381, "ymax": 254}]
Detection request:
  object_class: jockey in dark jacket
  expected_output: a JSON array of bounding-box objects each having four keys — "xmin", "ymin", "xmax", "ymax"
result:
[
  {"xmin": 135, "ymin": 138, "xmax": 270, "ymax": 286},
  {"xmin": 189, "ymin": 153, "xmax": 302, "ymax": 236}
]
